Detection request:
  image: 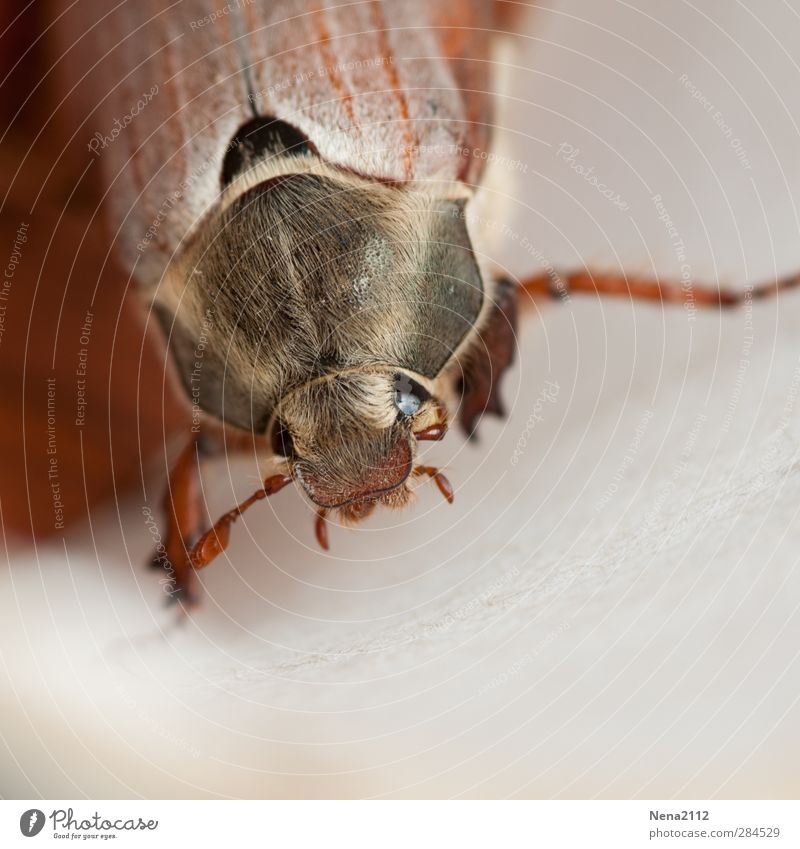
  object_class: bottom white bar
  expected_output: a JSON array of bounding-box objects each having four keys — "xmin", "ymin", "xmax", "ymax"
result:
[{"xmin": 2, "ymin": 800, "xmax": 797, "ymax": 848}]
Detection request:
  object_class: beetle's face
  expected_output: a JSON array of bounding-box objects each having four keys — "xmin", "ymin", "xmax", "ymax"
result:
[{"xmin": 270, "ymin": 368, "xmax": 447, "ymax": 517}]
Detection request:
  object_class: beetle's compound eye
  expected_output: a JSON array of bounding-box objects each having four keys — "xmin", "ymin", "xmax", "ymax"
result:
[
  {"xmin": 270, "ymin": 419, "xmax": 296, "ymax": 459},
  {"xmin": 394, "ymin": 373, "xmax": 430, "ymax": 417}
]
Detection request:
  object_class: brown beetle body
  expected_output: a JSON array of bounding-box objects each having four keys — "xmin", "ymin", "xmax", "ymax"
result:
[
  {"xmin": 76, "ymin": 0, "xmax": 493, "ymax": 285},
  {"xmin": 65, "ymin": 0, "xmax": 517, "ymax": 600},
  {"xmin": 70, "ymin": 1, "xmax": 795, "ymax": 603}
]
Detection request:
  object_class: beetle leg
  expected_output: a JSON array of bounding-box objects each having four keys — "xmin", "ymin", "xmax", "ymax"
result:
[
  {"xmin": 414, "ymin": 466, "xmax": 455, "ymax": 504},
  {"xmin": 456, "ymin": 266, "xmax": 800, "ymax": 444},
  {"xmin": 519, "ymin": 269, "xmax": 800, "ymax": 306},
  {"xmin": 152, "ymin": 435, "xmax": 207, "ymax": 606},
  {"xmin": 315, "ymin": 508, "xmax": 330, "ymax": 551},
  {"xmin": 457, "ymin": 276, "xmax": 518, "ymax": 438},
  {"xmin": 189, "ymin": 474, "xmax": 292, "ymax": 571}
]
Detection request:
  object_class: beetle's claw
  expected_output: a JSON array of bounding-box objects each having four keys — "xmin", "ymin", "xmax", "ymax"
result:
[{"xmin": 164, "ymin": 580, "xmax": 201, "ymax": 610}]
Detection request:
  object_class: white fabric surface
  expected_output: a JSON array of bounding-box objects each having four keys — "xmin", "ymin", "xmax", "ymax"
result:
[{"xmin": 2, "ymin": 0, "xmax": 799, "ymax": 798}]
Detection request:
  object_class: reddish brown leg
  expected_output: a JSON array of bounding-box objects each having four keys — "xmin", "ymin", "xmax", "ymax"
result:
[
  {"xmin": 458, "ymin": 276, "xmax": 518, "ymax": 438},
  {"xmin": 189, "ymin": 474, "xmax": 292, "ymax": 570},
  {"xmin": 415, "ymin": 466, "xmax": 455, "ymax": 504},
  {"xmin": 152, "ymin": 436, "xmax": 205, "ymax": 605},
  {"xmin": 520, "ymin": 269, "xmax": 800, "ymax": 306},
  {"xmin": 315, "ymin": 508, "xmax": 330, "ymax": 551}
]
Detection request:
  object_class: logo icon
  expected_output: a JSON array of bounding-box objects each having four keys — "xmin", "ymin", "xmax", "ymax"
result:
[{"xmin": 19, "ymin": 809, "xmax": 46, "ymax": 837}]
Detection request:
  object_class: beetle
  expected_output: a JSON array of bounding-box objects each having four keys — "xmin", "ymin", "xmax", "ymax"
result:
[{"xmin": 75, "ymin": 0, "xmax": 798, "ymax": 602}]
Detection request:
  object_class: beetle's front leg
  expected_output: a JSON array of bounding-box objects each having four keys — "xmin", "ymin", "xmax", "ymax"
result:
[
  {"xmin": 151, "ymin": 435, "xmax": 208, "ymax": 606},
  {"xmin": 457, "ymin": 276, "xmax": 518, "ymax": 438}
]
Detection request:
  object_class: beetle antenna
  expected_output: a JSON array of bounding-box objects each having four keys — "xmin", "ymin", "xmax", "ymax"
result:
[
  {"xmin": 189, "ymin": 474, "xmax": 292, "ymax": 570},
  {"xmin": 414, "ymin": 466, "xmax": 454, "ymax": 504}
]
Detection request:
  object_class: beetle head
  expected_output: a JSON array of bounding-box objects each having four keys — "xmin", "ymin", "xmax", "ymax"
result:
[
  {"xmin": 270, "ymin": 368, "xmax": 446, "ymax": 518},
  {"xmin": 156, "ymin": 146, "xmax": 484, "ymax": 531}
]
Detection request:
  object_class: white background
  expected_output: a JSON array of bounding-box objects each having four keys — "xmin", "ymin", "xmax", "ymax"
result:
[{"xmin": 2, "ymin": 0, "xmax": 800, "ymax": 799}]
